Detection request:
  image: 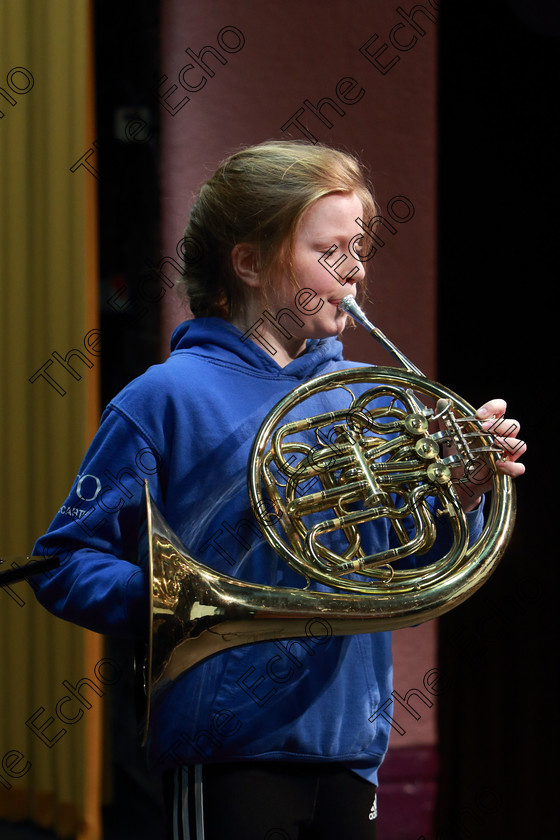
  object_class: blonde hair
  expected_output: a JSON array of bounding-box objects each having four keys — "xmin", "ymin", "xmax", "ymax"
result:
[{"xmin": 179, "ymin": 140, "xmax": 377, "ymax": 319}]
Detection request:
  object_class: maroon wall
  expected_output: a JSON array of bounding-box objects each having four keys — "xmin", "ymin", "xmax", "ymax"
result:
[{"xmin": 159, "ymin": 0, "xmax": 439, "ymax": 378}]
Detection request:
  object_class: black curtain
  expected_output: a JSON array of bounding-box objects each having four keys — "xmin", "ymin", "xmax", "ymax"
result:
[
  {"xmin": 94, "ymin": 2, "xmax": 166, "ymax": 837},
  {"xmin": 95, "ymin": 0, "xmax": 162, "ymax": 410},
  {"xmin": 437, "ymin": 1, "xmax": 558, "ymax": 837}
]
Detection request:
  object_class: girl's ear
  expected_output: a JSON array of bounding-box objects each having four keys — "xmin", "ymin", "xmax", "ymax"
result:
[{"xmin": 231, "ymin": 243, "xmax": 260, "ymax": 288}]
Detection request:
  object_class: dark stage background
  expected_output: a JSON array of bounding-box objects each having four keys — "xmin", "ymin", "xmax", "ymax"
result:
[
  {"xmin": 437, "ymin": 1, "xmax": 558, "ymax": 837},
  {"xmin": 2, "ymin": 1, "xmax": 555, "ymax": 838}
]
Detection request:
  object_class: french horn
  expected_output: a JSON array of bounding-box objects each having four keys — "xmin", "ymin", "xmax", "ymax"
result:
[{"xmin": 137, "ymin": 296, "xmax": 515, "ymax": 743}]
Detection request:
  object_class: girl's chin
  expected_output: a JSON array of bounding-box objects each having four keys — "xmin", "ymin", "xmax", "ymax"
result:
[
  {"xmin": 294, "ymin": 312, "xmax": 348, "ymax": 341},
  {"xmin": 311, "ymin": 322, "xmax": 347, "ymax": 340}
]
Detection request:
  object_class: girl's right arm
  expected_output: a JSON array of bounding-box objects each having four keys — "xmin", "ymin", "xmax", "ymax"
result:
[{"xmin": 31, "ymin": 406, "xmax": 166, "ymax": 639}]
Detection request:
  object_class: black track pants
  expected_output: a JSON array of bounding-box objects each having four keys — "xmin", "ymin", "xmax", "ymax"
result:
[{"xmin": 164, "ymin": 762, "xmax": 379, "ymax": 840}]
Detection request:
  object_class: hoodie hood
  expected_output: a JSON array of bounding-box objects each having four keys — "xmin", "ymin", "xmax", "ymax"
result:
[{"xmin": 169, "ymin": 316, "xmax": 345, "ymax": 381}]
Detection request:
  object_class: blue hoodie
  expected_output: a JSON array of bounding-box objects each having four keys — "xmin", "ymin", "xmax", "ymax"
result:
[{"xmin": 32, "ymin": 317, "xmax": 483, "ymax": 784}]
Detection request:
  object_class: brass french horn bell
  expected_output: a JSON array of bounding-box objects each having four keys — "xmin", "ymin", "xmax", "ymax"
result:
[{"xmin": 137, "ymin": 296, "xmax": 515, "ymax": 744}]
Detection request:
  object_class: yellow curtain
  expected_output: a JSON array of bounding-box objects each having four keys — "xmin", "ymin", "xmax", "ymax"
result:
[{"xmin": 0, "ymin": 1, "xmax": 103, "ymax": 837}]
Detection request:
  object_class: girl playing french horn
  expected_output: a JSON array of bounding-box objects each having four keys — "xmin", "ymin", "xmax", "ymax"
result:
[{"xmin": 32, "ymin": 141, "xmax": 525, "ymax": 839}]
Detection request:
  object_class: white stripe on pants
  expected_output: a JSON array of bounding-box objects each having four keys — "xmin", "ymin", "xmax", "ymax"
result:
[{"xmin": 171, "ymin": 765, "xmax": 205, "ymax": 840}]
